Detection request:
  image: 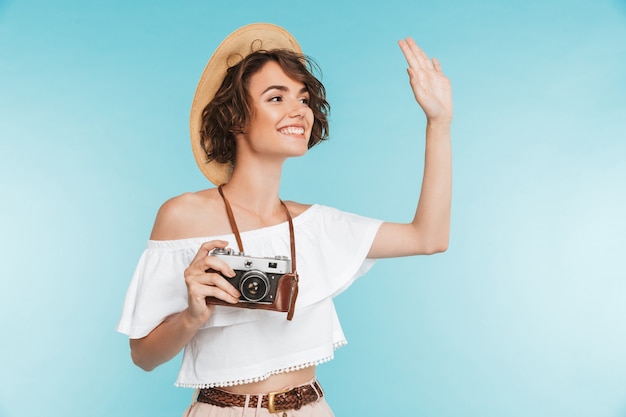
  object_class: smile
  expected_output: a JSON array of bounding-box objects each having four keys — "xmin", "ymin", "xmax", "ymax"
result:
[{"xmin": 278, "ymin": 126, "xmax": 305, "ymax": 135}]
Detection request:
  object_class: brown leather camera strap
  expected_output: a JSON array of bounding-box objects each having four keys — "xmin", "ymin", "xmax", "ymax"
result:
[
  {"xmin": 217, "ymin": 185, "xmax": 298, "ymax": 320},
  {"xmin": 218, "ymin": 185, "xmax": 245, "ymax": 252}
]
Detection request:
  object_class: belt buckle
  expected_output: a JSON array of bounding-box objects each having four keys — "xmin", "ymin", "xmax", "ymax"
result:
[{"xmin": 267, "ymin": 388, "xmax": 291, "ymax": 414}]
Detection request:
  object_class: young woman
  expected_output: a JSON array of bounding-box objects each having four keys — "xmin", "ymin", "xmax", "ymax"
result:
[{"xmin": 117, "ymin": 23, "xmax": 452, "ymax": 416}]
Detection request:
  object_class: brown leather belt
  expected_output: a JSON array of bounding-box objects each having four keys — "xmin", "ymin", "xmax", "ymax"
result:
[{"xmin": 196, "ymin": 380, "xmax": 324, "ymax": 413}]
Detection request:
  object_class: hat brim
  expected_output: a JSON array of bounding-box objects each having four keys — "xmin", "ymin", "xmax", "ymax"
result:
[{"xmin": 190, "ymin": 23, "xmax": 302, "ymax": 186}]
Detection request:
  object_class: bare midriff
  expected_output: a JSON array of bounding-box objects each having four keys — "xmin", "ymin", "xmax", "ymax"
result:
[{"xmin": 220, "ymin": 366, "xmax": 317, "ymax": 394}]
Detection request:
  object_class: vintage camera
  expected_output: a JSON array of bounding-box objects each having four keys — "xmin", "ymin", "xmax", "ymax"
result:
[{"xmin": 210, "ymin": 248, "xmax": 292, "ymax": 304}]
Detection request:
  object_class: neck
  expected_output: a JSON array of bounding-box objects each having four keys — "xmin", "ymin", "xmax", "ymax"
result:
[{"xmin": 221, "ymin": 159, "xmax": 285, "ymax": 221}]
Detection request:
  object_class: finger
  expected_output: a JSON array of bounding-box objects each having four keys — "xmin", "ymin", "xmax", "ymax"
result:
[
  {"xmin": 403, "ymin": 37, "xmax": 433, "ymax": 70},
  {"xmin": 204, "ymin": 284, "xmax": 241, "ymax": 304},
  {"xmin": 190, "ymin": 240, "xmax": 229, "ymax": 264},
  {"xmin": 186, "ymin": 255, "xmax": 238, "ymax": 297},
  {"xmin": 205, "ymin": 289, "xmax": 240, "ymax": 305},
  {"xmin": 195, "ymin": 283, "xmax": 239, "ymax": 305},
  {"xmin": 190, "ymin": 272, "xmax": 241, "ymax": 302},
  {"xmin": 406, "ymin": 38, "xmax": 430, "ymax": 63},
  {"xmin": 398, "ymin": 39, "xmax": 424, "ymax": 71},
  {"xmin": 432, "ymin": 57, "xmax": 444, "ymax": 73},
  {"xmin": 209, "ymin": 273, "xmax": 241, "ymax": 299},
  {"xmin": 199, "ymin": 254, "xmax": 236, "ymax": 278}
]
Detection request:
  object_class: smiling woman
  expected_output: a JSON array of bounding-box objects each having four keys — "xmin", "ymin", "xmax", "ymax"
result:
[{"xmin": 116, "ymin": 22, "xmax": 452, "ymax": 417}]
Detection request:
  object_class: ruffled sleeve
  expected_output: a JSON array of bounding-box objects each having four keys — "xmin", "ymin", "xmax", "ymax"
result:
[
  {"xmin": 116, "ymin": 242, "xmax": 198, "ymax": 338},
  {"xmin": 293, "ymin": 205, "xmax": 383, "ymax": 306}
]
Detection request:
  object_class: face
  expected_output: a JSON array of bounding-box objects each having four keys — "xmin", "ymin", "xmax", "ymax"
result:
[{"xmin": 238, "ymin": 60, "xmax": 314, "ymax": 160}]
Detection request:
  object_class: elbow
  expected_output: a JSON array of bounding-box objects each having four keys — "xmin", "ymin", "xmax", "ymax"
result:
[
  {"xmin": 420, "ymin": 237, "xmax": 449, "ymax": 255},
  {"xmin": 429, "ymin": 243, "xmax": 448, "ymax": 254},
  {"xmin": 408, "ymin": 223, "xmax": 450, "ymax": 255},
  {"xmin": 131, "ymin": 351, "xmax": 156, "ymax": 372},
  {"xmin": 130, "ymin": 341, "xmax": 157, "ymax": 372},
  {"xmin": 421, "ymin": 244, "xmax": 448, "ymax": 255}
]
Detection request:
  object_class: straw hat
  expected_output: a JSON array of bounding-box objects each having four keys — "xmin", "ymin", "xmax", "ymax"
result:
[{"xmin": 189, "ymin": 23, "xmax": 302, "ymax": 185}]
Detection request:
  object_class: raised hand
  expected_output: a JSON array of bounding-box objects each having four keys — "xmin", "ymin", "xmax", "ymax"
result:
[{"xmin": 398, "ymin": 38, "xmax": 453, "ymax": 124}]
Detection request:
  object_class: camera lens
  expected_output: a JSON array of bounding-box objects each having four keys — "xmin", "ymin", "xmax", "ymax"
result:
[{"xmin": 239, "ymin": 271, "xmax": 270, "ymax": 302}]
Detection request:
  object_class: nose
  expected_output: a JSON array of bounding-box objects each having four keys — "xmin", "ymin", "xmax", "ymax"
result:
[
  {"xmin": 289, "ymin": 108, "xmax": 305, "ymax": 119},
  {"xmin": 289, "ymin": 103, "xmax": 306, "ymax": 119}
]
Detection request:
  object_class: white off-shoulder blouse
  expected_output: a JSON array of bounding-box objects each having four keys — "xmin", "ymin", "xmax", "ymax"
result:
[{"xmin": 117, "ymin": 204, "xmax": 383, "ymax": 388}]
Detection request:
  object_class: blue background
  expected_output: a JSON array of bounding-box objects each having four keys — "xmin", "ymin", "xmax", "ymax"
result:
[{"xmin": 1, "ymin": 0, "xmax": 625, "ymax": 416}]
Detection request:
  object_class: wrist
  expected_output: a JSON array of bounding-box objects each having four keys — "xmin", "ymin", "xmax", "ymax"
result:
[
  {"xmin": 426, "ymin": 119, "xmax": 452, "ymax": 139},
  {"xmin": 180, "ymin": 307, "xmax": 208, "ymax": 331},
  {"xmin": 426, "ymin": 117, "xmax": 452, "ymax": 128}
]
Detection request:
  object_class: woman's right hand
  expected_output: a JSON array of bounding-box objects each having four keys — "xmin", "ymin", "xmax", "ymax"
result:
[{"xmin": 183, "ymin": 240, "xmax": 241, "ymax": 326}]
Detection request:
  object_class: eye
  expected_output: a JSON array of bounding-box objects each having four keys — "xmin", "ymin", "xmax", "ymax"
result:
[
  {"xmin": 269, "ymin": 96, "xmax": 282, "ymax": 102},
  {"xmin": 300, "ymin": 97, "xmax": 310, "ymax": 105}
]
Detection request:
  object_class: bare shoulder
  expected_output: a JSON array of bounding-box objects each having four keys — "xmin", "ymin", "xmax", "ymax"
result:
[
  {"xmin": 150, "ymin": 188, "xmax": 230, "ymax": 240},
  {"xmin": 283, "ymin": 200, "xmax": 313, "ymax": 218}
]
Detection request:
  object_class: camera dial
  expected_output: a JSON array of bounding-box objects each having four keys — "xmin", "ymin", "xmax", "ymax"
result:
[{"xmin": 211, "ymin": 248, "xmax": 232, "ymax": 255}]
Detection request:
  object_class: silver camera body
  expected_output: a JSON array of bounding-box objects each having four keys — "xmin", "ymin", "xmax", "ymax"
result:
[{"xmin": 211, "ymin": 248, "xmax": 292, "ymax": 304}]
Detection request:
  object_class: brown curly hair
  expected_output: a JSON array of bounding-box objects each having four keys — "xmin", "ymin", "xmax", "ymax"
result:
[{"xmin": 200, "ymin": 49, "xmax": 330, "ymax": 165}]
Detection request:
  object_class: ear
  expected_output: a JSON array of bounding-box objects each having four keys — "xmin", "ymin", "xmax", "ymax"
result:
[
  {"xmin": 230, "ymin": 120, "xmax": 247, "ymax": 136},
  {"xmin": 232, "ymin": 129, "xmax": 246, "ymax": 139}
]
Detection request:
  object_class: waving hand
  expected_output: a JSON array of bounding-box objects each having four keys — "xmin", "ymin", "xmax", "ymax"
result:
[{"xmin": 398, "ymin": 38, "xmax": 453, "ymax": 123}]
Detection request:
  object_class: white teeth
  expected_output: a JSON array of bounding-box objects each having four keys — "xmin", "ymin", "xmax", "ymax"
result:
[{"xmin": 279, "ymin": 127, "xmax": 305, "ymax": 135}]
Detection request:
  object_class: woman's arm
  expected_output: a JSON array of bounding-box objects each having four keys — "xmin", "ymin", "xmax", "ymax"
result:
[
  {"xmin": 368, "ymin": 38, "xmax": 453, "ymax": 259},
  {"xmin": 130, "ymin": 307, "xmax": 209, "ymax": 371},
  {"xmin": 129, "ymin": 198, "xmax": 240, "ymax": 371}
]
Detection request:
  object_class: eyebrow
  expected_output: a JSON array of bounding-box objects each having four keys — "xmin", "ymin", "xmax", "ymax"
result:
[{"xmin": 261, "ymin": 85, "xmax": 309, "ymax": 95}]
